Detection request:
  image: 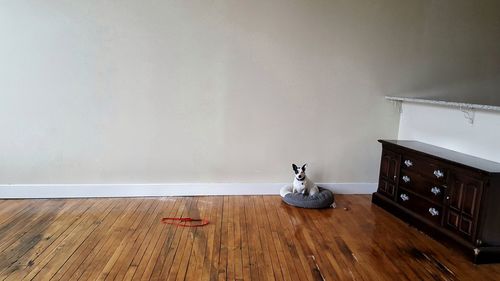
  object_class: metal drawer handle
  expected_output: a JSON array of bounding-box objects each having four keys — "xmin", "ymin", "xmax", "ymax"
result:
[
  {"xmin": 429, "ymin": 208, "xmax": 439, "ymax": 216},
  {"xmin": 430, "ymin": 186, "xmax": 441, "ymax": 195},
  {"xmin": 404, "ymin": 160, "xmax": 413, "ymax": 167},
  {"xmin": 433, "ymin": 169, "xmax": 444, "ymax": 178},
  {"xmin": 400, "ymin": 194, "xmax": 409, "ymax": 201},
  {"xmin": 402, "ymin": 175, "xmax": 410, "ymax": 183}
]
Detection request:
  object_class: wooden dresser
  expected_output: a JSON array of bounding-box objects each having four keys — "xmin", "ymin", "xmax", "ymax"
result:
[{"xmin": 372, "ymin": 140, "xmax": 500, "ymax": 264}]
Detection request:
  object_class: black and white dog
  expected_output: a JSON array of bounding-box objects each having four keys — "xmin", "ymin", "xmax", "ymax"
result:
[{"xmin": 292, "ymin": 164, "xmax": 319, "ymax": 196}]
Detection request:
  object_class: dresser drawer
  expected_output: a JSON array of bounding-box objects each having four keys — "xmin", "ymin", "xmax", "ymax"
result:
[
  {"xmin": 401, "ymin": 154, "xmax": 447, "ymax": 183},
  {"xmin": 397, "ymin": 188, "xmax": 443, "ymax": 225},
  {"xmin": 399, "ymin": 170, "xmax": 445, "ymax": 204}
]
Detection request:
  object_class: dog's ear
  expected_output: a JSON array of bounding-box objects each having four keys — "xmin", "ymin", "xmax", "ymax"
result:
[
  {"xmin": 292, "ymin": 164, "xmax": 298, "ymax": 173},
  {"xmin": 302, "ymin": 163, "xmax": 307, "ymax": 171}
]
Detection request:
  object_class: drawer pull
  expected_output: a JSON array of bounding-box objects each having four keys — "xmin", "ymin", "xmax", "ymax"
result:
[
  {"xmin": 433, "ymin": 169, "xmax": 444, "ymax": 178},
  {"xmin": 428, "ymin": 208, "xmax": 439, "ymax": 216},
  {"xmin": 430, "ymin": 186, "xmax": 441, "ymax": 195},
  {"xmin": 404, "ymin": 160, "xmax": 413, "ymax": 167},
  {"xmin": 402, "ymin": 175, "xmax": 411, "ymax": 183},
  {"xmin": 400, "ymin": 194, "xmax": 409, "ymax": 201}
]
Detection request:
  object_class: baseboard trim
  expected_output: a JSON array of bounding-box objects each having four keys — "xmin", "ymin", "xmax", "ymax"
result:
[{"xmin": 0, "ymin": 183, "xmax": 377, "ymax": 199}]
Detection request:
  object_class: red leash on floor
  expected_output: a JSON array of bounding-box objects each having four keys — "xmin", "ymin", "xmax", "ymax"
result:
[{"xmin": 161, "ymin": 217, "xmax": 209, "ymax": 227}]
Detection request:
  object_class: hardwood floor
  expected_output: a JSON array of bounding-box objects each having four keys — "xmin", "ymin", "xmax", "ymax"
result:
[{"xmin": 1, "ymin": 195, "xmax": 500, "ymax": 281}]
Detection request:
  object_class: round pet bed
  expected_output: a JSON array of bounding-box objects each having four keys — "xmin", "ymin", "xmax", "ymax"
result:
[{"xmin": 280, "ymin": 185, "xmax": 335, "ymax": 209}]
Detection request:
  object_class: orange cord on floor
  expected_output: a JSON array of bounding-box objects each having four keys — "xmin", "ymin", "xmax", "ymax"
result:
[{"xmin": 161, "ymin": 217, "xmax": 209, "ymax": 227}]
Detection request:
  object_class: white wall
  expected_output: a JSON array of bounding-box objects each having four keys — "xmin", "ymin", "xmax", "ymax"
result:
[
  {"xmin": 0, "ymin": 0, "xmax": 498, "ymax": 186},
  {"xmin": 398, "ymin": 102, "xmax": 500, "ymax": 163}
]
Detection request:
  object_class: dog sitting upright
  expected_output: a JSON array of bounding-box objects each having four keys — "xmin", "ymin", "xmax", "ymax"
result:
[{"xmin": 292, "ymin": 163, "xmax": 319, "ymax": 196}]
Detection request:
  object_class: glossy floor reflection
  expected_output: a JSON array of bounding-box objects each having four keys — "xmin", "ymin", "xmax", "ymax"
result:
[{"xmin": 0, "ymin": 195, "xmax": 499, "ymax": 280}]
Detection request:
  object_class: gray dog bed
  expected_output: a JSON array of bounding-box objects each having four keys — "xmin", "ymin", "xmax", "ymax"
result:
[{"xmin": 280, "ymin": 186, "xmax": 335, "ymax": 209}]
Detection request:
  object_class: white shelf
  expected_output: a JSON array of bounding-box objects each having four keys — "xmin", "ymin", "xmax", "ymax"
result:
[{"xmin": 385, "ymin": 96, "xmax": 500, "ymax": 112}]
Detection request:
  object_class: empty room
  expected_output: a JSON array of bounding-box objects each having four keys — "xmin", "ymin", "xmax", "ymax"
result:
[{"xmin": 2, "ymin": 0, "xmax": 500, "ymax": 280}]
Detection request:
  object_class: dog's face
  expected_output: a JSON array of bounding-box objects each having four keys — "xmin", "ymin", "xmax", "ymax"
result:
[{"xmin": 292, "ymin": 164, "xmax": 307, "ymax": 180}]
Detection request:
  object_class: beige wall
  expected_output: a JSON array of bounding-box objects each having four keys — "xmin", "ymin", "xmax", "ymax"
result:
[
  {"xmin": 0, "ymin": 0, "xmax": 497, "ymax": 184},
  {"xmin": 394, "ymin": 0, "xmax": 500, "ymax": 106}
]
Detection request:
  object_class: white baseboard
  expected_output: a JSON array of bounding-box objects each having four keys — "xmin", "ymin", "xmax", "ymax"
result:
[{"xmin": 0, "ymin": 183, "xmax": 377, "ymax": 199}]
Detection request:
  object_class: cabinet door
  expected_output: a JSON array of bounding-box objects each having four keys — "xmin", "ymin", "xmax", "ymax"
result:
[
  {"xmin": 380, "ymin": 149, "xmax": 401, "ymax": 184},
  {"xmin": 445, "ymin": 173, "xmax": 483, "ymax": 240},
  {"xmin": 378, "ymin": 149, "xmax": 401, "ymax": 199},
  {"xmin": 378, "ymin": 180, "xmax": 396, "ymax": 198}
]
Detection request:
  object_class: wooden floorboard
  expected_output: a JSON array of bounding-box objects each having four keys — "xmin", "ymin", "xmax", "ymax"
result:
[{"xmin": 1, "ymin": 195, "xmax": 500, "ymax": 280}]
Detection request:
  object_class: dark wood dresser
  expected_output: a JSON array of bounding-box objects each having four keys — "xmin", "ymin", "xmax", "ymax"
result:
[{"xmin": 372, "ymin": 140, "xmax": 500, "ymax": 264}]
